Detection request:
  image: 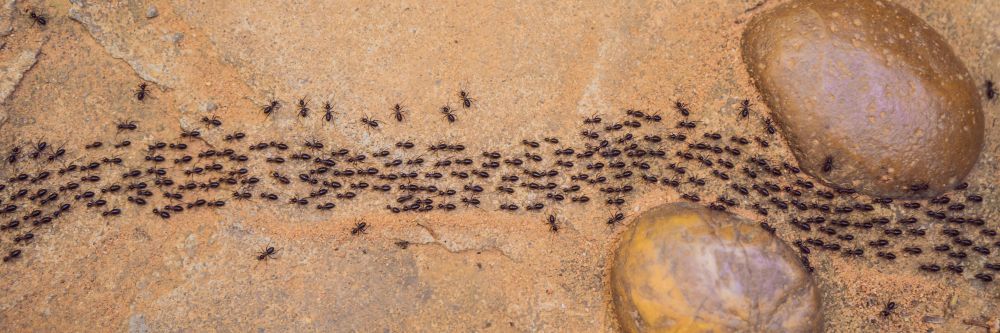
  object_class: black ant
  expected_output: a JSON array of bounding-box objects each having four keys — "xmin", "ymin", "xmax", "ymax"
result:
[
  {"xmin": 459, "ymin": 90, "xmax": 474, "ymax": 108},
  {"xmin": 2, "ymin": 249, "xmax": 21, "ymax": 262},
  {"xmin": 986, "ymin": 79, "xmax": 996, "ymax": 101},
  {"xmin": 677, "ymin": 120, "xmax": 696, "ymax": 129},
  {"xmin": 262, "ymin": 100, "xmax": 281, "ymax": 118},
  {"xmin": 674, "ymin": 101, "xmax": 690, "ymax": 116},
  {"xmin": 441, "ymin": 106, "xmax": 457, "ymax": 123},
  {"xmin": 323, "ymin": 101, "xmax": 335, "ymax": 122},
  {"xmin": 14, "ymin": 231, "xmax": 35, "ymax": 243},
  {"xmin": 361, "ymin": 116, "xmax": 380, "ymax": 129},
  {"xmin": 28, "ymin": 9, "xmax": 47, "ymax": 26},
  {"xmin": 909, "ymin": 182, "xmax": 930, "ymax": 193},
  {"xmin": 461, "ymin": 197, "xmax": 480, "ymax": 207},
  {"xmin": 625, "ymin": 109, "xmax": 645, "ymax": 118},
  {"xmin": 304, "ymin": 139, "xmax": 324, "ymax": 150},
  {"xmin": 738, "ymin": 99, "xmax": 751, "ymax": 119},
  {"xmin": 681, "ymin": 193, "xmax": 701, "ymax": 202},
  {"xmin": 297, "ymin": 98, "xmax": 309, "ymax": 117},
  {"xmin": 822, "ymin": 156, "xmax": 833, "ymax": 173},
  {"xmin": 607, "ymin": 212, "xmax": 625, "ymax": 226},
  {"xmin": 392, "ymin": 103, "xmax": 406, "ymax": 122},
  {"xmin": 117, "ymin": 120, "xmax": 138, "ymax": 131},
  {"xmin": 180, "ymin": 128, "xmax": 201, "ymax": 138},
  {"xmin": 546, "ymin": 214, "xmax": 559, "ymax": 232},
  {"xmin": 29, "ymin": 141, "xmax": 47, "ymax": 159},
  {"xmin": 879, "ymin": 302, "xmax": 896, "ymax": 317},
  {"xmin": 763, "ymin": 118, "xmax": 776, "ymax": 134},
  {"xmin": 583, "ymin": 113, "xmax": 602, "ymax": 124},
  {"xmin": 759, "ymin": 222, "xmax": 776, "ymax": 234},
  {"xmin": 351, "ymin": 221, "xmax": 368, "ymax": 235},
  {"xmin": 256, "ymin": 246, "xmax": 278, "ymax": 261},
  {"xmin": 201, "ymin": 116, "xmax": 222, "ymax": 127},
  {"xmin": 135, "ymin": 82, "xmax": 150, "ymax": 101}
]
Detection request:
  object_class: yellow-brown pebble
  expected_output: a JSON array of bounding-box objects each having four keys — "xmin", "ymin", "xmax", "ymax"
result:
[
  {"xmin": 741, "ymin": 0, "xmax": 984, "ymax": 198},
  {"xmin": 611, "ymin": 203, "xmax": 822, "ymax": 332}
]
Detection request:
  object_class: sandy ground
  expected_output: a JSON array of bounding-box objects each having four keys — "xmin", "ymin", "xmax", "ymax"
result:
[{"xmin": 0, "ymin": 0, "xmax": 997, "ymax": 331}]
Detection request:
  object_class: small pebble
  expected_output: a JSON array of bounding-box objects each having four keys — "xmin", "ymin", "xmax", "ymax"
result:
[
  {"xmin": 200, "ymin": 101, "xmax": 218, "ymax": 113},
  {"xmin": 165, "ymin": 32, "xmax": 184, "ymax": 44},
  {"xmin": 146, "ymin": 6, "xmax": 158, "ymax": 19}
]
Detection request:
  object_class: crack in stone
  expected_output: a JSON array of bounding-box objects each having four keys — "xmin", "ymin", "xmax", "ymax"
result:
[
  {"xmin": 415, "ymin": 222, "xmax": 517, "ymax": 262},
  {"xmin": 0, "ymin": 38, "xmax": 45, "ymax": 131},
  {"xmin": 68, "ymin": 1, "xmax": 169, "ymax": 88}
]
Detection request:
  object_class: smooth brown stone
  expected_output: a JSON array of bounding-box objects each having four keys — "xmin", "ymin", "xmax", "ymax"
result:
[
  {"xmin": 742, "ymin": 0, "xmax": 983, "ymax": 198},
  {"xmin": 610, "ymin": 203, "xmax": 822, "ymax": 333}
]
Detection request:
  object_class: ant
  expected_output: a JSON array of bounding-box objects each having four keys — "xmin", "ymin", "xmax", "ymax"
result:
[
  {"xmin": 738, "ymin": 99, "xmax": 751, "ymax": 119},
  {"xmin": 681, "ymin": 193, "xmax": 701, "ymax": 202},
  {"xmin": 135, "ymin": 82, "xmax": 150, "ymax": 101},
  {"xmin": 909, "ymin": 182, "xmax": 929, "ymax": 192},
  {"xmin": 262, "ymin": 100, "xmax": 280, "ymax": 118},
  {"xmin": 180, "ymin": 128, "xmax": 201, "ymax": 138},
  {"xmin": 441, "ymin": 105, "xmax": 457, "ymax": 123},
  {"xmin": 361, "ymin": 116, "xmax": 380, "ymax": 130},
  {"xmin": 879, "ymin": 302, "xmax": 896, "ymax": 317},
  {"xmin": 297, "ymin": 98, "xmax": 309, "ymax": 117},
  {"xmin": 256, "ymin": 245, "xmax": 278, "ymax": 261},
  {"xmin": 583, "ymin": 113, "xmax": 602, "ymax": 124},
  {"xmin": 351, "ymin": 221, "xmax": 368, "ymax": 235},
  {"xmin": 986, "ymin": 79, "xmax": 996, "ymax": 101},
  {"xmin": 323, "ymin": 101, "xmax": 335, "ymax": 122},
  {"xmin": 546, "ymin": 214, "xmax": 559, "ymax": 232},
  {"xmin": 607, "ymin": 212, "xmax": 625, "ymax": 226},
  {"xmin": 117, "ymin": 120, "xmax": 138, "ymax": 131},
  {"xmin": 2, "ymin": 249, "xmax": 21, "ymax": 262},
  {"xmin": 799, "ymin": 256, "xmax": 814, "ymax": 273},
  {"xmin": 392, "ymin": 103, "xmax": 406, "ymax": 122},
  {"xmin": 763, "ymin": 118, "xmax": 776, "ymax": 134},
  {"xmin": 677, "ymin": 120, "xmax": 696, "ymax": 129},
  {"xmin": 28, "ymin": 141, "xmax": 47, "ymax": 159},
  {"xmin": 674, "ymin": 101, "xmax": 690, "ymax": 116},
  {"xmin": 28, "ymin": 9, "xmax": 46, "ymax": 26},
  {"xmin": 14, "ymin": 231, "xmax": 35, "ymax": 243},
  {"xmin": 759, "ymin": 222, "xmax": 776, "ymax": 234},
  {"xmin": 233, "ymin": 191, "xmax": 252, "ymax": 200},
  {"xmin": 201, "ymin": 116, "xmax": 222, "ymax": 127},
  {"xmin": 304, "ymin": 139, "xmax": 324, "ymax": 150},
  {"xmin": 459, "ymin": 90, "xmax": 474, "ymax": 108},
  {"xmin": 822, "ymin": 156, "xmax": 833, "ymax": 173},
  {"xmin": 461, "ymin": 197, "xmax": 480, "ymax": 207}
]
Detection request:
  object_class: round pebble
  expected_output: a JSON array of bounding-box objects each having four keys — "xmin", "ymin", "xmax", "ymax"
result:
[
  {"xmin": 741, "ymin": 0, "xmax": 983, "ymax": 198},
  {"xmin": 610, "ymin": 203, "xmax": 822, "ymax": 332},
  {"xmin": 146, "ymin": 6, "xmax": 158, "ymax": 19}
]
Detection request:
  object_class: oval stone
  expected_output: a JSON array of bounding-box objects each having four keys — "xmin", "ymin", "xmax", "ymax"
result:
[
  {"xmin": 741, "ymin": 0, "xmax": 983, "ymax": 198},
  {"xmin": 610, "ymin": 203, "xmax": 822, "ymax": 332}
]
